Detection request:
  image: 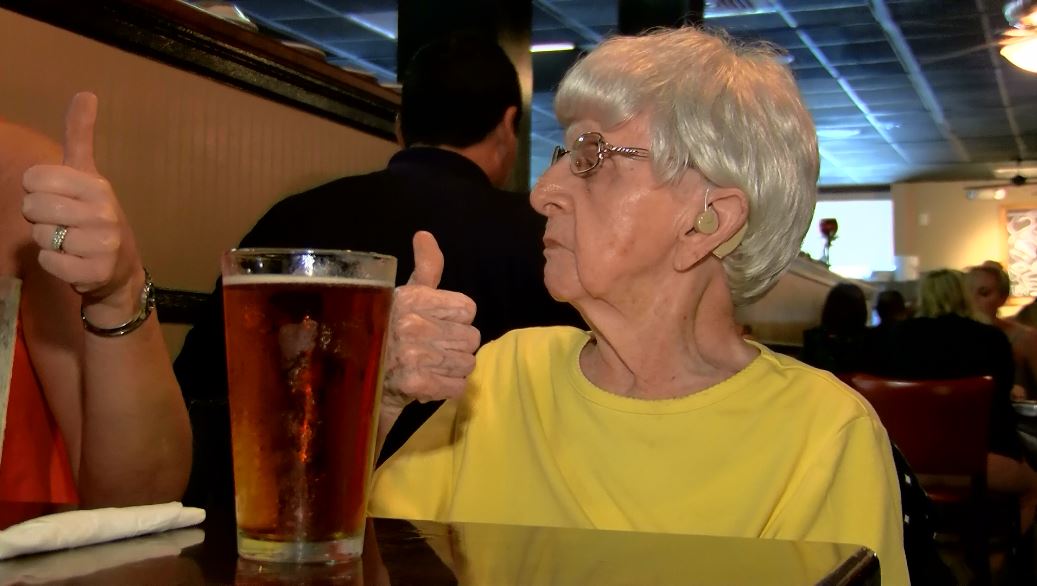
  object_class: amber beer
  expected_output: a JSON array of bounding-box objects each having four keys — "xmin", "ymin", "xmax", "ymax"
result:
[{"xmin": 222, "ymin": 249, "xmax": 395, "ymax": 563}]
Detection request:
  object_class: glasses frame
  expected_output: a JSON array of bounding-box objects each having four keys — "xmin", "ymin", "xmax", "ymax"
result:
[{"xmin": 551, "ymin": 131, "xmax": 650, "ymax": 176}]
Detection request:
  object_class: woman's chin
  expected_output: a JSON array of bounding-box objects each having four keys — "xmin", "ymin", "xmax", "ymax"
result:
[{"xmin": 544, "ymin": 274, "xmax": 583, "ymax": 304}]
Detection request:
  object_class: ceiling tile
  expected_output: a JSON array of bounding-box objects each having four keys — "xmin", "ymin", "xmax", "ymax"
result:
[{"xmin": 236, "ymin": 0, "xmax": 1037, "ymax": 186}]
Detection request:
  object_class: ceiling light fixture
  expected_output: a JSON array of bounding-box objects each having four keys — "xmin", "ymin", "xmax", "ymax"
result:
[
  {"xmin": 344, "ymin": 12, "xmax": 397, "ymax": 41},
  {"xmin": 1001, "ymin": 35, "xmax": 1037, "ymax": 72},
  {"xmin": 1000, "ymin": 0, "xmax": 1037, "ymax": 72},
  {"xmin": 815, "ymin": 128, "xmax": 862, "ymax": 139},
  {"xmin": 966, "ymin": 187, "xmax": 1008, "ymax": 200},
  {"xmin": 1005, "ymin": 0, "xmax": 1037, "ymax": 28},
  {"xmin": 531, "ymin": 43, "xmax": 575, "ymax": 53}
]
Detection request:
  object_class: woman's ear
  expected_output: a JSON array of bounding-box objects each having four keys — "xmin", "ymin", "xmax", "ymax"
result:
[{"xmin": 674, "ymin": 186, "xmax": 748, "ymax": 271}]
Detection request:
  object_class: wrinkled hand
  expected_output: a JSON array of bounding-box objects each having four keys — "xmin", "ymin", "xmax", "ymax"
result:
[
  {"xmin": 21, "ymin": 92, "xmax": 142, "ymax": 315},
  {"xmin": 382, "ymin": 231, "xmax": 480, "ymax": 413}
]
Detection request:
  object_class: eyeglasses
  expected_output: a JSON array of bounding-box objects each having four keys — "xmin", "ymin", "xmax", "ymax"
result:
[{"xmin": 551, "ymin": 132, "xmax": 650, "ymax": 176}]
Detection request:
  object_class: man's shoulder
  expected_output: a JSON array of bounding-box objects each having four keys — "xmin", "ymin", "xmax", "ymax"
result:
[{"xmin": 274, "ymin": 170, "xmax": 396, "ymax": 209}]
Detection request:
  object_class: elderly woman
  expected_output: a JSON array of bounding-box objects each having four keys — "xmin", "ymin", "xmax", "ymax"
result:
[
  {"xmin": 371, "ymin": 28, "xmax": 908, "ymax": 585},
  {"xmin": 967, "ymin": 262, "xmax": 1037, "ymax": 399}
]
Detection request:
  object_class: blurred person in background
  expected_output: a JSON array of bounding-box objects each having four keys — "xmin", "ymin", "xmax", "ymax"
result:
[
  {"xmin": 867, "ymin": 289, "xmax": 909, "ymax": 358},
  {"xmin": 875, "ymin": 289, "xmax": 909, "ymax": 328},
  {"xmin": 0, "ymin": 93, "xmax": 191, "ymax": 528},
  {"xmin": 869, "ymin": 268, "xmax": 1037, "ymax": 532},
  {"xmin": 967, "ymin": 262, "xmax": 1037, "ymax": 400},
  {"xmin": 1015, "ymin": 299, "xmax": 1037, "ymax": 330},
  {"xmin": 801, "ymin": 282, "xmax": 872, "ymax": 373},
  {"xmin": 371, "ymin": 27, "xmax": 908, "ymax": 585}
]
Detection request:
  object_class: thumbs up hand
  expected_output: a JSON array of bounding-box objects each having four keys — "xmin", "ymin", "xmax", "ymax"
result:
[
  {"xmin": 21, "ymin": 92, "xmax": 144, "ymax": 325},
  {"xmin": 382, "ymin": 231, "xmax": 480, "ymax": 413}
]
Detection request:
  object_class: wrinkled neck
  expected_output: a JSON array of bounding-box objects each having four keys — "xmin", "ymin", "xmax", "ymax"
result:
[{"xmin": 576, "ymin": 262, "xmax": 757, "ymax": 400}]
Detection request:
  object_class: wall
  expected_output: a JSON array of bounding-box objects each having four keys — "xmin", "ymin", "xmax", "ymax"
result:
[
  {"xmin": 0, "ymin": 9, "xmax": 399, "ymax": 356},
  {"xmin": 892, "ymin": 179, "xmax": 1037, "ymax": 274}
]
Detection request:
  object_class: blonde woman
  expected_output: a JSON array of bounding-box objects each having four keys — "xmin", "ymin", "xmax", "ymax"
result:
[{"xmin": 967, "ymin": 262, "xmax": 1037, "ymax": 400}]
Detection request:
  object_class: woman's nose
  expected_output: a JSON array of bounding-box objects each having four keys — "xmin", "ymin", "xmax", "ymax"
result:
[{"xmin": 530, "ymin": 162, "xmax": 572, "ymax": 217}]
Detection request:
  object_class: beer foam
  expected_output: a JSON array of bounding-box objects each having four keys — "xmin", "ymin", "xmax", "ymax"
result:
[{"xmin": 224, "ymin": 274, "xmax": 393, "ymax": 288}]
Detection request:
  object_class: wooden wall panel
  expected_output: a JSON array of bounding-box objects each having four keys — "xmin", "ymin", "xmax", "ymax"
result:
[{"xmin": 0, "ymin": 9, "xmax": 399, "ymax": 356}]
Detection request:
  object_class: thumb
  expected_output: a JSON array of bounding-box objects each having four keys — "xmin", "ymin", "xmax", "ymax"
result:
[
  {"xmin": 63, "ymin": 91, "xmax": 98, "ymax": 174},
  {"xmin": 408, "ymin": 231, "xmax": 444, "ymax": 288}
]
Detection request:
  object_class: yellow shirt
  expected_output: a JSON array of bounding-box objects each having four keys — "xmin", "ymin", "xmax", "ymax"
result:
[{"xmin": 370, "ymin": 327, "xmax": 909, "ymax": 585}]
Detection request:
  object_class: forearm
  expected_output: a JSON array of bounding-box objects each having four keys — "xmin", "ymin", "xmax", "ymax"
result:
[{"xmin": 78, "ymin": 313, "xmax": 192, "ymax": 507}]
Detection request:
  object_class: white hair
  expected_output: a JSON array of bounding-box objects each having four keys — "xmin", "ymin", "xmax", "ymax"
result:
[{"xmin": 555, "ymin": 27, "xmax": 819, "ymax": 305}]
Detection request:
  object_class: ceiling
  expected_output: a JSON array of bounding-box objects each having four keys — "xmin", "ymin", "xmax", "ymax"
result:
[{"xmin": 224, "ymin": 0, "xmax": 1037, "ymax": 188}]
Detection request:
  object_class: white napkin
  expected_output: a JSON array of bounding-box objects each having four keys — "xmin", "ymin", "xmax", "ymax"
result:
[
  {"xmin": 0, "ymin": 502, "xmax": 205, "ymax": 560},
  {"xmin": 0, "ymin": 527, "xmax": 203, "ymax": 585}
]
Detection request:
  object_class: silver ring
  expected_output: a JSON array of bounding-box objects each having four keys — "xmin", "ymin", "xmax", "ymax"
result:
[{"xmin": 51, "ymin": 225, "xmax": 68, "ymax": 253}]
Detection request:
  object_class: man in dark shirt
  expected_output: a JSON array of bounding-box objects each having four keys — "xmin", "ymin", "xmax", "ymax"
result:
[{"xmin": 174, "ymin": 34, "xmax": 581, "ymax": 511}]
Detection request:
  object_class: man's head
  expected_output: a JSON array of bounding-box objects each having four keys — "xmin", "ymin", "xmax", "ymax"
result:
[
  {"xmin": 399, "ymin": 34, "xmax": 522, "ymax": 185},
  {"xmin": 875, "ymin": 289, "xmax": 907, "ymax": 325}
]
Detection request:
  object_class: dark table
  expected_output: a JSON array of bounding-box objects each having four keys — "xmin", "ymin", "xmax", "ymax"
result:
[{"xmin": 0, "ymin": 510, "xmax": 879, "ymax": 585}]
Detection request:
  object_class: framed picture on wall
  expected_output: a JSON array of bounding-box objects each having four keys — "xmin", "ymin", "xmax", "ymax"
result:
[{"xmin": 1001, "ymin": 206, "xmax": 1037, "ymax": 298}]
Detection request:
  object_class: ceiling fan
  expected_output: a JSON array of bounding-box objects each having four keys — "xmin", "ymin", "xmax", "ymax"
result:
[
  {"xmin": 1000, "ymin": 0, "xmax": 1037, "ymax": 72},
  {"xmin": 965, "ymin": 159, "xmax": 1037, "ymax": 200},
  {"xmin": 921, "ymin": 0, "xmax": 1037, "ymax": 71}
]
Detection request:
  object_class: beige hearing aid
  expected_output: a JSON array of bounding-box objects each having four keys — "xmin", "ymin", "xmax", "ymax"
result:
[
  {"xmin": 697, "ymin": 187, "xmax": 747, "ymax": 259},
  {"xmin": 695, "ymin": 208, "xmax": 719, "ymax": 234}
]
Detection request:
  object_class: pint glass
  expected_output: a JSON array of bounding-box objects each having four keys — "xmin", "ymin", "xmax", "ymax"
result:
[{"xmin": 221, "ymin": 249, "xmax": 396, "ymax": 563}]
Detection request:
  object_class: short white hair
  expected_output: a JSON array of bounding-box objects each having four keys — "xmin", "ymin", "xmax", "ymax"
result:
[{"xmin": 555, "ymin": 27, "xmax": 819, "ymax": 305}]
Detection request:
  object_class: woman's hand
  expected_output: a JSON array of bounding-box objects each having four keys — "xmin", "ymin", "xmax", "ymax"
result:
[
  {"xmin": 382, "ymin": 231, "xmax": 480, "ymax": 414},
  {"xmin": 20, "ymin": 92, "xmax": 143, "ymax": 327}
]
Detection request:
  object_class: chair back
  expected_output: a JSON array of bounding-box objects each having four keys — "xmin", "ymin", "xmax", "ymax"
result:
[
  {"xmin": 842, "ymin": 373, "xmax": 994, "ymax": 477},
  {"xmin": 155, "ymin": 287, "xmax": 211, "ymax": 325}
]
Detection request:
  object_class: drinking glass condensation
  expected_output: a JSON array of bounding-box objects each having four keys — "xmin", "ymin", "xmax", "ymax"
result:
[{"xmin": 221, "ymin": 249, "xmax": 396, "ymax": 563}]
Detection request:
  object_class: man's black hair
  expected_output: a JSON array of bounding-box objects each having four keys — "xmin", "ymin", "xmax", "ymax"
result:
[
  {"xmin": 400, "ymin": 33, "xmax": 522, "ymax": 148},
  {"xmin": 876, "ymin": 289, "xmax": 907, "ymax": 324}
]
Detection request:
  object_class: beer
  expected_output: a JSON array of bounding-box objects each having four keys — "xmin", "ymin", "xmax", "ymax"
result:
[{"xmin": 223, "ymin": 274, "xmax": 393, "ymax": 555}]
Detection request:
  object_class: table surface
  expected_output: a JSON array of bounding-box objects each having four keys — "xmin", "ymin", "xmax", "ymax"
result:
[{"xmin": 0, "ymin": 510, "xmax": 880, "ymax": 585}]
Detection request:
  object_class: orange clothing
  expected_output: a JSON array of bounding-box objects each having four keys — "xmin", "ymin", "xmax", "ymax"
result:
[{"xmin": 0, "ymin": 318, "xmax": 77, "ymax": 528}]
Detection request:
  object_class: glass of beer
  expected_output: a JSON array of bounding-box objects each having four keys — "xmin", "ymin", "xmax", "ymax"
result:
[{"xmin": 221, "ymin": 249, "xmax": 396, "ymax": 563}]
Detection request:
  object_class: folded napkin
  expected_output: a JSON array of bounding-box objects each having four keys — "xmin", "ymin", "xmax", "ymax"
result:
[
  {"xmin": 0, "ymin": 527, "xmax": 203, "ymax": 585},
  {"xmin": 0, "ymin": 502, "xmax": 204, "ymax": 560}
]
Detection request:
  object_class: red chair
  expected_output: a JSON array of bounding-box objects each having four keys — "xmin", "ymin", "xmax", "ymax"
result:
[{"xmin": 840, "ymin": 373, "xmax": 1006, "ymax": 584}]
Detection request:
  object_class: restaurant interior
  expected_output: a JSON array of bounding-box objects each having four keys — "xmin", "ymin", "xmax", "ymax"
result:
[{"xmin": 2, "ymin": 0, "xmax": 1037, "ymax": 583}]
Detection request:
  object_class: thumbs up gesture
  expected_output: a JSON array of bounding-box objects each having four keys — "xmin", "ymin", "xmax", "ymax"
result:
[
  {"xmin": 382, "ymin": 231, "xmax": 481, "ymax": 413},
  {"xmin": 21, "ymin": 92, "xmax": 144, "ymax": 324}
]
